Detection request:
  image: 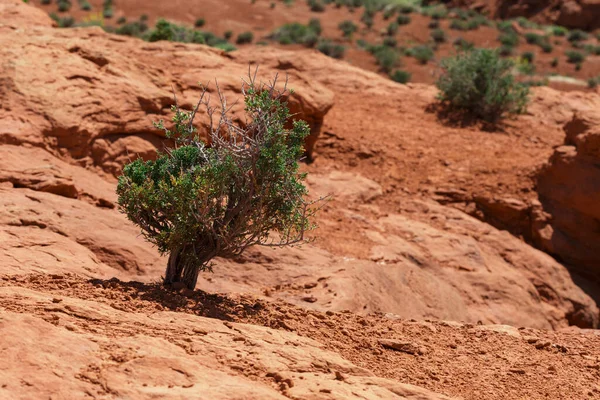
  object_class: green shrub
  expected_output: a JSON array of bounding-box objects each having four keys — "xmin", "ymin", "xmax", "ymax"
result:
[
  {"xmin": 391, "ymin": 69, "xmax": 411, "ymax": 83},
  {"xmin": 431, "ymin": 28, "xmax": 446, "ymax": 43},
  {"xmin": 568, "ymin": 30, "xmax": 588, "ymax": 42},
  {"xmin": 498, "ymin": 32, "xmax": 519, "ymax": 47},
  {"xmin": 103, "ymin": 7, "xmax": 113, "ymax": 18},
  {"xmin": 498, "ymin": 45, "xmax": 513, "ymax": 56},
  {"xmin": 316, "ymin": 39, "xmax": 345, "ymax": 58},
  {"xmin": 236, "ymin": 31, "xmax": 254, "ymax": 44},
  {"xmin": 117, "ymin": 75, "xmax": 317, "ymax": 290},
  {"xmin": 399, "ymin": 4, "xmax": 414, "ymax": 14},
  {"xmin": 271, "ymin": 22, "xmax": 320, "ymax": 46},
  {"xmin": 521, "ymin": 51, "xmax": 534, "ymax": 63},
  {"xmin": 454, "ymin": 37, "xmax": 474, "ymax": 51},
  {"xmin": 115, "ymin": 20, "xmax": 148, "ymax": 36},
  {"xmin": 517, "ymin": 58, "xmax": 535, "ymax": 75},
  {"xmin": 361, "ymin": 9, "xmax": 374, "ymax": 28},
  {"xmin": 370, "ymin": 45, "xmax": 399, "ymax": 72},
  {"xmin": 41, "ymin": 0, "xmax": 51, "ymax": 4},
  {"xmin": 550, "ymin": 57, "xmax": 558, "ymax": 67},
  {"xmin": 383, "ymin": 36, "xmax": 397, "ymax": 47},
  {"xmin": 588, "ymin": 76, "xmax": 600, "ymax": 88},
  {"xmin": 80, "ymin": 0, "xmax": 91, "ymax": 10},
  {"xmin": 450, "ymin": 19, "xmax": 468, "ymax": 31},
  {"xmin": 408, "ymin": 45, "xmax": 434, "ymax": 64},
  {"xmin": 308, "ymin": 0, "xmax": 325, "ymax": 11},
  {"xmin": 195, "ymin": 18, "xmax": 205, "ymax": 27},
  {"xmin": 308, "ymin": 18, "xmax": 322, "ymax": 35},
  {"xmin": 396, "ymin": 14, "xmax": 410, "ymax": 25},
  {"xmin": 565, "ymin": 50, "xmax": 585, "ymax": 63},
  {"xmin": 496, "ymin": 20, "xmax": 514, "ymax": 33},
  {"xmin": 424, "ymin": 5, "xmax": 448, "ymax": 20},
  {"xmin": 338, "ymin": 20, "xmax": 358, "ymax": 37},
  {"xmin": 540, "ymin": 42, "xmax": 554, "ymax": 53},
  {"xmin": 54, "ymin": 15, "xmax": 75, "ymax": 27},
  {"xmin": 386, "ymin": 21, "xmax": 399, "ymax": 35},
  {"xmin": 145, "ymin": 19, "xmax": 234, "ymax": 50},
  {"xmin": 551, "ymin": 26, "xmax": 568, "ymax": 36},
  {"xmin": 524, "ymin": 33, "xmax": 543, "ymax": 45},
  {"xmin": 57, "ymin": 0, "xmax": 71, "ymax": 12},
  {"xmin": 117, "ymin": 16, "xmax": 126, "ymax": 24},
  {"xmin": 436, "ymin": 48, "xmax": 529, "ymax": 122},
  {"xmin": 383, "ymin": 8, "xmax": 395, "ymax": 19},
  {"xmin": 224, "ymin": 30, "xmax": 233, "ymax": 39},
  {"xmin": 428, "ymin": 20, "xmax": 440, "ymax": 29}
]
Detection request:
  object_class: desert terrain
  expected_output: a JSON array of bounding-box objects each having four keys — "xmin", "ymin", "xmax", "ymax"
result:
[{"xmin": 1, "ymin": 0, "xmax": 600, "ymax": 399}]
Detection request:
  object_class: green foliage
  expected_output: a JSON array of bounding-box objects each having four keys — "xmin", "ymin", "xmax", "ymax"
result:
[
  {"xmin": 431, "ymin": 28, "xmax": 445, "ymax": 43},
  {"xmin": 271, "ymin": 22, "xmax": 321, "ymax": 46},
  {"xmin": 236, "ymin": 31, "xmax": 254, "ymax": 44},
  {"xmin": 498, "ymin": 32, "xmax": 519, "ymax": 47},
  {"xmin": 144, "ymin": 19, "xmax": 235, "ymax": 51},
  {"xmin": 316, "ymin": 39, "xmax": 345, "ymax": 58},
  {"xmin": 568, "ymin": 30, "xmax": 588, "ymax": 42},
  {"xmin": 308, "ymin": 18, "xmax": 322, "ymax": 35},
  {"xmin": 423, "ymin": 4, "xmax": 447, "ymax": 19},
  {"xmin": 524, "ymin": 33, "xmax": 543, "ymax": 45},
  {"xmin": 396, "ymin": 14, "xmax": 410, "ymax": 25},
  {"xmin": 521, "ymin": 51, "xmax": 534, "ymax": 63},
  {"xmin": 361, "ymin": 9, "xmax": 374, "ymax": 28},
  {"xmin": 496, "ymin": 20, "xmax": 514, "ymax": 33},
  {"xmin": 386, "ymin": 21, "xmax": 399, "ymax": 35},
  {"xmin": 338, "ymin": 20, "xmax": 358, "ymax": 37},
  {"xmin": 454, "ymin": 37, "xmax": 474, "ymax": 51},
  {"xmin": 369, "ymin": 44, "xmax": 399, "ymax": 72},
  {"xmin": 57, "ymin": 0, "xmax": 71, "ymax": 12},
  {"xmin": 565, "ymin": 50, "xmax": 585, "ymax": 63},
  {"xmin": 308, "ymin": 0, "xmax": 325, "ymax": 11},
  {"xmin": 498, "ymin": 45, "xmax": 513, "ymax": 56},
  {"xmin": 41, "ymin": 0, "xmax": 51, "ymax": 4},
  {"xmin": 428, "ymin": 20, "xmax": 439, "ymax": 29},
  {"xmin": 436, "ymin": 48, "xmax": 529, "ymax": 122},
  {"xmin": 550, "ymin": 25, "xmax": 568, "ymax": 36},
  {"xmin": 383, "ymin": 36, "xmax": 397, "ymax": 47},
  {"xmin": 117, "ymin": 16, "xmax": 127, "ymax": 24},
  {"xmin": 407, "ymin": 45, "xmax": 434, "ymax": 64},
  {"xmin": 540, "ymin": 41, "xmax": 554, "ymax": 53},
  {"xmin": 391, "ymin": 69, "xmax": 411, "ymax": 83},
  {"xmin": 516, "ymin": 57, "xmax": 535, "ymax": 75},
  {"xmin": 588, "ymin": 76, "xmax": 600, "ymax": 88},
  {"xmin": 51, "ymin": 13, "xmax": 75, "ymax": 27},
  {"xmin": 117, "ymin": 74, "xmax": 317, "ymax": 289},
  {"xmin": 224, "ymin": 30, "xmax": 233, "ymax": 39},
  {"xmin": 550, "ymin": 57, "xmax": 558, "ymax": 67},
  {"xmin": 195, "ymin": 18, "xmax": 205, "ymax": 27},
  {"xmin": 80, "ymin": 0, "xmax": 91, "ymax": 10},
  {"xmin": 115, "ymin": 20, "xmax": 148, "ymax": 36}
]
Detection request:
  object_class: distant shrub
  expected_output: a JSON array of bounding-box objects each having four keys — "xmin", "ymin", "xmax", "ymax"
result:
[
  {"xmin": 271, "ymin": 22, "xmax": 321, "ymax": 46},
  {"xmin": 41, "ymin": 0, "xmax": 51, "ymax": 4},
  {"xmin": 517, "ymin": 58, "xmax": 535, "ymax": 75},
  {"xmin": 316, "ymin": 39, "xmax": 345, "ymax": 58},
  {"xmin": 524, "ymin": 33, "xmax": 543, "ymax": 45},
  {"xmin": 498, "ymin": 45, "xmax": 513, "ymax": 56},
  {"xmin": 428, "ymin": 20, "xmax": 440, "ymax": 29},
  {"xmin": 565, "ymin": 50, "xmax": 585, "ymax": 63},
  {"xmin": 551, "ymin": 26, "xmax": 568, "ymax": 36},
  {"xmin": 408, "ymin": 45, "xmax": 434, "ymax": 64},
  {"xmin": 145, "ymin": 19, "xmax": 235, "ymax": 51},
  {"xmin": 396, "ymin": 14, "xmax": 410, "ymax": 25},
  {"xmin": 550, "ymin": 57, "xmax": 558, "ymax": 67},
  {"xmin": 338, "ymin": 20, "xmax": 358, "ymax": 37},
  {"xmin": 387, "ymin": 21, "xmax": 399, "ymax": 36},
  {"xmin": 308, "ymin": 18, "xmax": 322, "ymax": 35},
  {"xmin": 436, "ymin": 48, "xmax": 529, "ymax": 122},
  {"xmin": 568, "ymin": 30, "xmax": 588, "ymax": 42},
  {"xmin": 383, "ymin": 8, "xmax": 395, "ymax": 19},
  {"xmin": 498, "ymin": 32, "xmax": 519, "ymax": 47},
  {"xmin": 236, "ymin": 31, "xmax": 254, "ymax": 44},
  {"xmin": 391, "ymin": 69, "xmax": 411, "ymax": 83},
  {"xmin": 431, "ymin": 28, "xmax": 446, "ymax": 43},
  {"xmin": 361, "ymin": 9, "xmax": 374, "ymax": 28},
  {"xmin": 116, "ymin": 20, "xmax": 148, "ymax": 36},
  {"xmin": 195, "ymin": 18, "xmax": 205, "ymax": 27},
  {"xmin": 454, "ymin": 37, "xmax": 474, "ymax": 51},
  {"xmin": 399, "ymin": 4, "xmax": 414, "ymax": 14},
  {"xmin": 103, "ymin": 7, "xmax": 113, "ymax": 18},
  {"xmin": 424, "ymin": 5, "xmax": 448, "ymax": 20},
  {"xmin": 521, "ymin": 51, "xmax": 534, "ymax": 63},
  {"xmin": 308, "ymin": 0, "xmax": 325, "ymax": 12},
  {"xmin": 224, "ymin": 30, "xmax": 233, "ymax": 39},
  {"xmin": 117, "ymin": 16, "xmax": 126, "ymax": 24},
  {"xmin": 496, "ymin": 20, "xmax": 514, "ymax": 33},
  {"xmin": 540, "ymin": 42, "xmax": 554, "ymax": 53},
  {"xmin": 370, "ymin": 45, "xmax": 399, "ymax": 72},
  {"xmin": 80, "ymin": 0, "xmax": 91, "ymax": 10},
  {"xmin": 588, "ymin": 76, "xmax": 600, "ymax": 88},
  {"xmin": 383, "ymin": 36, "xmax": 397, "ymax": 47},
  {"xmin": 57, "ymin": 0, "xmax": 71, "ymax": 12},
  {"xmin": 54, "ymin": 14, "xmax": 75, "ymax": 27}
]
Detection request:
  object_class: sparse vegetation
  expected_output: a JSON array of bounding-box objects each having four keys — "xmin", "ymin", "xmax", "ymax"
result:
[
  {"xmin": 195, "ymin": 18, "xmax": 205, "ymax": 28},
  {"xmin": 498, "ymin": 32, "xmax": 519, "ymax": 48},
  {"xmin": 338, "ymin": 20, "xmax": 358, "ymax": 38},
  {"xmin": 391, "ymin": 69, "xmax": 411, "ymax": 83},
  {"xmin": 568, "ymin": 30, "xmax": 588, "ymax": 43},
  {"xmin": 396, "ymin": 14, "xmax": 410, "ymax": 25},
  {"xmin": 436, "ymin": 48, "xmax": 529, "ymax": 122},
  {"xmin": 565, "ymin": 50, "xmax": 585, "ymax": 64},
  {"xmin": 407, "ymin": 45, "xmax": 434, "ymax": 64},
  {"xmin": 308, "ymin": 0, "xmax": 325, "ymax": 12},
  {"xmin": 431, "ymin": 28, "xmax": 446, "ymax": 43},
  {"xmin": 117, "ymin": 73, "xmax": 317, "ymax": 290},
  {"xmin": 236, "ymin": 31, "xmax": 254, "ymax": 44},
  {"xmin": 370, "ymin": 44, "xmax": 399, "ymax": 72},
  {"xmin": 271, "ymin": 22, "xmax": 321, "ymax": 47},
  {"xmin": 316, "ymin": 39, "xmax": 345, "ymax": 58}
]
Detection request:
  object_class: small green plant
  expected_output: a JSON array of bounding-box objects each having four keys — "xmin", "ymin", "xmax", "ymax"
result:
[
  {"xmin": 524, "ymin": 33, "xmax": 543, "ymax": 45},
  {"xmin": 115, "ymin": 20, "xmax": 148, "ymax": 36},
  {"xmin": 436, "ymin": 48, "xmax": 529, "ymax": 122},
  {"xmin": 517, "ymin": 58, "xmax": 536, "ymax": 75},
  {"xmin": 308, "ymin": 18, "xmax": 322, "ymax": 35},
  {"xmin": 236, "ymin": 31, "xmax": 254, "ymax": 44},
  {"xmin": 454, "ymin": 37, "xmax": 474, "ymax": 51},
  {"xmin": 550, "ymin": 25, "xmax": 568, "ymax": 36},
  {"xmin": 370, "ymin": 45, "xmax": 399, "ymax": 72},
  {"xmin": 57, "ymin": 0, "xmax": 71, "ymax": 12},
  {"xmin": 80, "ymin": 0, "xmax": 91, "ymax": 10},
  {"xmin": 117, "ymin": 16, "xmax": 127, "ymax": 24},
  {"xmin": 565, "ymin": 50, "xmax": 585, "ymax": 63},
  {"xmin": 224, "ymin": 30, "xmax": 233, "ymax": 40},
  {"xmin": 499, "ymin": 45, "xmax": 513, "ymax": 56},
  {"xmin": 521, "ymin": 51, "xmax": 534, "ymax": 63},
  {"xmin": 195, "ymin": 18, "xmax": 205, "ymax": 28},
  {"xmin": 431, "ymin": 28, "xmax": 446, "ymax": 43},
  {"xmin": 391, "ymin": 69, "xmax": 411, "ymax": 83},
  {"xmin": 540, "ymin": 42, "xmax": 554, "ymax": 53},
  {"xmin": 338, "ymin": 20, "xmax": 358, "ymax": 38},
  {"xmin": 383, "ymin": 36, "xmax": 397, "ymax": 47},
  {"xmin": 498, "ymin": 32, "xmax": 519, "ymax": 47},
  {"xmin": 424, "ymin": 5, "xmax": 448, "ymax": 20},
  {"xmin": 316, "ymin": 39, "xmax": 345, "ymax": 58},
  {"xmin": 408, "ymin": 45, "xmax": 434, "ymax": 64},
  {"xmin": 568, "ymin": 30, "xmax": 588, "ymax": 42},
  {"xmin": 396, "ymin": 14, "xmax": 410, "ymax": 25},
  {"xmin": 387, "ymin": 21, "xmax": 399, "ymax": 36},
  {"xmin": 271, "ymin": 22, "xmax": 321, "ymax": 46},
  {"xmin": 428, "ymin": 20, "xmax": 439, "ymax": 29},
  {"xmin": 117, "ymin": 73, "xmax": 318, "ymax": 290},
  {"xmin": 361, "ymin": 9, "xmax": 374, "ymax": 28},
  {"xmin": 550, "ymin": 57, "xmax": 558, "ymax": 67},
  {"xmin": 308, "ymin": 0, "xmax": 325, "ymax": 11},
  {"xmin": 41, "ymin": 0, "xmax": 51, "ymax": 4},
  {"xmin": 588, "ymin": 76, "xmax": 600, "ymax": 88}
]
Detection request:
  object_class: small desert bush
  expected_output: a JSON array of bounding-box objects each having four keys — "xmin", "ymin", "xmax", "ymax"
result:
[
  {"xmin": 236, "ymin": 31, "xmax": 254, "ymax": 44},
  {"xmin": 498, "ymin": 32, "xmax": 519, "ymax": 47},
  {"xmin": 407, "ymin": 45, "xmax": 434, "ymax": 64},
  {"xmin": 370, "ymin": 44, "xmax": 399, "ymax": 72},
  {"xmin": 271, "ymin": 22, "xmax": 321, "ymax": 46},
  {"xmin": 565, "ymin": 50, "xmax": 585, "ymax": 63},
  {"xmin": 387, "ymin": 21, "xmax": 399, "ymax": 36},
  {"xmin": 436, "ymin": 48, "xmax": 529, "ymax": 122},
  {"xmin": 194, "ymin": 18, "xmax": 205, "ymax": 27},
  {"xmin": 338, "ymin": 20, "xmax": 358, "ymax": 37},
  {"xmin": 145, "ymin": 20, "xmax": 236, "ymax": 51},
  {"xmin": 396, "ymin": 14, "xmax": 410, "ymax": 25},
  {"xmin": 116, "ymin": 20, "xmax": 148, "ymax": 36},
  {"xmin": 391, "ymin": 69, "xmax": 411, "ymax": 83},
  {"xmin": 568, "ymin": 30, "xmax": 588, "ymax": 42},
  {"xmin": 117, "ymin": 73, "xmax": 317, "ymax": 289},
  {"xmin": 316, "ymin": 39, "xmax": 345, "ymax": 58},
  {"xmin": 57, "ymin": 0, "xmax": 71, "ymax": 12},
  {"xmin": 308, "ymin": 0, "xmax": 325, "ymax": 11},
  {"xmin": 308, "ymin": 18, "xmax": 322, "ymax": 35},
  {"xmin": 550, "ymin": 25, "xmax": 568, "ymax": 36},
  {"xmin": 431, "ymin": 28, "xmax": 446, "ymax": 43}
]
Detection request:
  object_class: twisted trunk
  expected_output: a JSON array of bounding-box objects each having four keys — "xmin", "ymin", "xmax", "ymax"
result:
[{"xmin": 163, "ymin": 246, "xmax": 215, "ymax": 290}]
